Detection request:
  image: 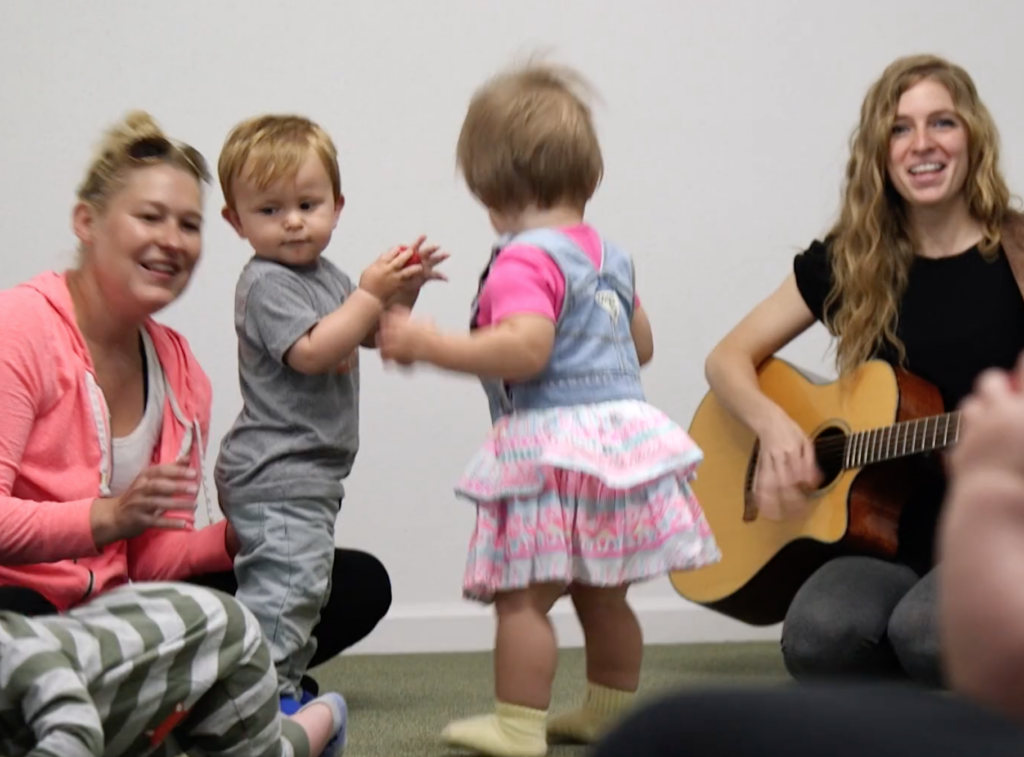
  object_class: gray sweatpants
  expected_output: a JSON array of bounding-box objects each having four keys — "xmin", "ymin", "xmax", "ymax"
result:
[
  {"xmin": 226, "ymin": 498, "xmax": 340, "ymax": 699},
  {"xmin": 780, "ymin": 556, "xmax": 942, "ymax": 687}
]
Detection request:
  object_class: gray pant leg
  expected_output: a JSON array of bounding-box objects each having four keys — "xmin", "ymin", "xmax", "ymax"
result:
[
  {"xmin": 228, "ymin": 498, "xmax": 340, "ymax": 699},
  {"xmin": 888, "ymin": 566, "xmax": 943, "ymax": 688},
  {"xmin": 780, "ymin": 556, "xmax": 921, "ymax": 682}
]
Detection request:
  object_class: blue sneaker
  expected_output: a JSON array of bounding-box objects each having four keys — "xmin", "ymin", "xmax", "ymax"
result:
[
  {"xmin": 279, "ymin": 694, "xmax": 303, "ymax": 716},
  {"xmin": 297, "ymin": 692, "xmax": 348, "ymax": 757},
  {"xmin": 279, "ymin": 687, "xmax": 317, "ymax": 715}
]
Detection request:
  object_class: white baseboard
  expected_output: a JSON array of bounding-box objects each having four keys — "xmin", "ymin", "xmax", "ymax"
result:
[{"xmin": 346, "ymin": 597, "xmax": 782, "ymax": 655}]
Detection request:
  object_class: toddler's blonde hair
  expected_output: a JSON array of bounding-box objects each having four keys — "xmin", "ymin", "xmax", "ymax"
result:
[{"xmin": 218, "ymin": 115, "xmax": 341, "ymax": 210}]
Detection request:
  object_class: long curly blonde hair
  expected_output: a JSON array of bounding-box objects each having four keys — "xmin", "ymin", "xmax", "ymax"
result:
[{"xmin": 825, "ymin": 54, "xmax": 1020, "ymax": 376}]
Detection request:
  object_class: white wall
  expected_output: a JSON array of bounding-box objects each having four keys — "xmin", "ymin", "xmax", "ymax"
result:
[{"xmin": 1, "ymin": 0, "xmax": 1022, "ymax": 654}]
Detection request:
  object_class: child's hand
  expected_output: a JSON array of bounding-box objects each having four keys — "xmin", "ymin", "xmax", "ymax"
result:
[
  {"xmin": 359, "ymin": 246, "xmax": 423, "ymax": 302},
  {"xmin": 417, "ymin": 240, "xmax": 450, "ymax": 282},
  {"xmin": 392, "ymin": 235, "xmax": 450, "ymax": 300},
  {"xmin": 949, "ymin": 354, "xmax": 1024, "ymax": 483},
  {"xmin": 379, "ymin": 305, "xmax": 436, "ymax": 366}
]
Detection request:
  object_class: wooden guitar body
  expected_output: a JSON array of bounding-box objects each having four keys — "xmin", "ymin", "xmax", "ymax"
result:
[{"xmin": 668, "ymin": 357, "xmax": 947, "ymax": 626}]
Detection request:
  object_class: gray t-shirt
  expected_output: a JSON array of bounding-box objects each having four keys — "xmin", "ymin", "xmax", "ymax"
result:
[{"xmin": 214, "ymin": 255, "xmax": 359, "ymax": 505}]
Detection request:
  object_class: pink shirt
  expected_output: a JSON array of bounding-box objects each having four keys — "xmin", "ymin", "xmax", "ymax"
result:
[{"xmin": 475, "ymin": 224, "xmax": 640, "ymax": 328}]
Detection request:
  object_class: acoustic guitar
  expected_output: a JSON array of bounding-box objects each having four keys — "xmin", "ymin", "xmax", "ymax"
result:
[{"xmin": 668, "ymin": 356, "xmax": 959, "ymax": 626}]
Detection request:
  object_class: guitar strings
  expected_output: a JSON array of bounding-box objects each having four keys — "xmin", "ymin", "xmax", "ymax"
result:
[
  {"xmin": 809, "ymin": 418, "xmax": 960, "ymax": 463},
  {"xmin": 812, "ymin": 431, "xmax": 949, "ymax": 453}
]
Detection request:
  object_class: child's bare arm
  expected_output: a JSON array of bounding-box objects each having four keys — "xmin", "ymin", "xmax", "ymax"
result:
[
  {"xmin": 286, "ymin": 246, "xmax": 420, "ymax": 374},
  {"xmin": 379, "ymin": 308, "xmax": 555, "ymax": 381},
  {"xmin": 424, "ymin": 315, "xmax": 555, "ymax": 379},
  {"xmin": 286, "ymin": 289, "xmax": 385, "ymax": 374},
  {"xmin": 630, "ymin": 305, "xmax": 653, "ymax": 366}
]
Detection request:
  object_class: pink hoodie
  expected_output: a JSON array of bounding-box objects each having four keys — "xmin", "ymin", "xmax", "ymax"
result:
[{"xmin": 0, "ymin": 271, "xmax": 233, "ymax": 611}]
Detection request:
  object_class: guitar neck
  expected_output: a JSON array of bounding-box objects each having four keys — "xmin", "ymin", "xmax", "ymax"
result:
[{"xmin": 835, "ymin": 411, "xmax": 961, "ymax": 469}]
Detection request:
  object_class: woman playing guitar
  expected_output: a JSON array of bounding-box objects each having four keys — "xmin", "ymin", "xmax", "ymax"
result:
[
  {"xmin": 590, "ymin": 316, "xmax": 1024, "ymax": 757},
  {"xmin": 701, "ymin": 53, "xmax": 1024, "ymax": 687}
]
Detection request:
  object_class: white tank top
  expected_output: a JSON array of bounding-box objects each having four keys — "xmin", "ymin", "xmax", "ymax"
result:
[{"xmin": 109, "ymin": 330, "xmax": 165, "ymax": 496}]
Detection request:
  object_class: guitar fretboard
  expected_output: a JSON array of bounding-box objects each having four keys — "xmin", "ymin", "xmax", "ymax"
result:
[{"xmin": 839, "ymin": 411, "xmax": 961, "ymax": 469}]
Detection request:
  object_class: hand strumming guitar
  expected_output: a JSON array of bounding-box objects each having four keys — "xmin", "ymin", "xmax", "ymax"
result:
[{"xmin": 752, "ymin": 405, "xmax": 823, "ymax": 521}]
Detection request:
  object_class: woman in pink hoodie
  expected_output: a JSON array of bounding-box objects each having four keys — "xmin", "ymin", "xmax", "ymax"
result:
[{"xmin": 0, "ymin": 111, "xmax": 391, "ymax": 681}]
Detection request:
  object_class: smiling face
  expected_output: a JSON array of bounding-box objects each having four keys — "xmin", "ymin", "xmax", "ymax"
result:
[
  {"xmin": 887, "ymin": 77, "xmax": 970, "ymax": 211},
  {"xmin": 223, "ymin": 151, "xmax": 343, "ymax": 267},
  {"xmin": 73, "ymin": 163, "xmax": 204, "ymax": 319}
]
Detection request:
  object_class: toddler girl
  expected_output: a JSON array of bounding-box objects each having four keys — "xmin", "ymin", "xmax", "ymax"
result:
[{"xmin": 378, "ymin": 60, "xmax": 721, "ymax": 757}]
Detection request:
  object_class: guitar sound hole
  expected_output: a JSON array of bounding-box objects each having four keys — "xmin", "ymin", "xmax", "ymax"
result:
[{"xmin": 812, "ymin": 425, "xmax": 846, "ymax": 489}]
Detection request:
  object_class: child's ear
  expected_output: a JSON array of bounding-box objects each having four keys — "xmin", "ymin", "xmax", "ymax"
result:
[
  {"xmin": 221, "ymin": 206, "xmax": 246, "ymax": 238},
  {"xmin": 332, "ymin": 193, "xmax": 346, "ymax": 228}
]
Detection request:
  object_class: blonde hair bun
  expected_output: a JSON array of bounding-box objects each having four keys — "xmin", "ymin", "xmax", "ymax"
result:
[{"xmin": 77, "ymin": 110, "xmax": 208, "ymax": 210}]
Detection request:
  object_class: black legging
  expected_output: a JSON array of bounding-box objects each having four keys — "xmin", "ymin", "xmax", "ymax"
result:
[
  {"xmin": 589, "ymin": 683, "xmax": 1024, "ymax": 757},
  {"xmin": 0, "ymin": 547, "xmax": 391, "ymax": 675},
  {"xmin": 0, "ymin": 586, "xmax": 61, "ymax": 616}
]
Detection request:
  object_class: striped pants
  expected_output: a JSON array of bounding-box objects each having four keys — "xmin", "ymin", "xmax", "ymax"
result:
[{"xmin": 0, "ymin": 582, "xmax": 313, "ymax": 757}]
